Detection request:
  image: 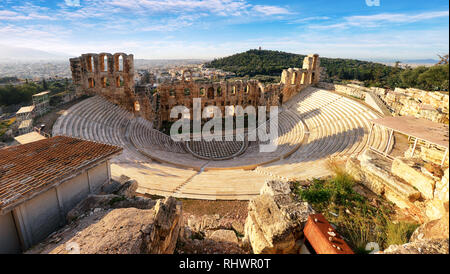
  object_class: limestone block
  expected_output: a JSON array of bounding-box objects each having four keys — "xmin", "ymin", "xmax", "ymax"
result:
[
  {"xmin": 420, "ymin": 146, "xmax": 449, "ymax": 166},
  {"xmin": 245, "ymin": 194, "xmax": 295, "ymax": 254},
  {"xmin": 435, "ymin": 168, "xmax": 449, "ymax": 203},
  {"xmin": 244, "ymin": 181, "xmax": 314, "ymax": 254},
  {"xmin": 391, "ymin": 158, "xmax": 436, "ymax": 200},
  {"xmin": 346, "ymin": 156, "xmax": 384, "ymax": 195},
  {"xmin": 208, "ymin": 230, "xmax": 239, "ymax": 244},
  {"xmin": 410, "ymin": 214, "xmax": 449, "ymax": 242},
  {"xmin": 260, "ymin": 180, "xmax": 291, "ymax": 196},
  {"xmin": 425, "ymin": 199, "xmax": 448, "ymax": 221},
  {"xmin": 358, "ymin": 150, "xmax": 421, "ymax": 202},
  {"xmin": 381, "ymin": 239, "xmax": 449, "ymax": 254}
]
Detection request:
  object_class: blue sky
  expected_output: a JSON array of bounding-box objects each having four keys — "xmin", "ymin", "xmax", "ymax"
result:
[{"xmin": 0, "ymin": 0, "xmax": 448, "ymax": 61}]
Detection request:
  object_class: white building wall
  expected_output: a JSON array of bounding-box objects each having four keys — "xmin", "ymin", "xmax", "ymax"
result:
[
  {"xmin": 0, "ymin": 212, "xmax": 21, "ymax": 254},
  {"xmin": 16, "ymin": 188, "xmax": 62, "ymax": 247},
  {"xmin": 2, "ymin": 161, "xmax": 110, "ymax": 252},
  {"xmin": 56, "ymin": 172, "xmax": 90, "ymax": 215},
  {"xmin": 88, "ymin": 162, "xmax": 109, "ymax": 192}
]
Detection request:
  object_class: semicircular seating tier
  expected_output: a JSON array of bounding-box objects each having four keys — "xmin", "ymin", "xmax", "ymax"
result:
[{"xmin": 52, "ymin": 87, "xmax": 393, "ymax": 200}]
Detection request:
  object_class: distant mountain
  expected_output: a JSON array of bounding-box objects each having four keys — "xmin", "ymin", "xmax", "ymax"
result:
[{"xmin": 0, "ymin": 45, "xmax": 71, "ymax": 62}]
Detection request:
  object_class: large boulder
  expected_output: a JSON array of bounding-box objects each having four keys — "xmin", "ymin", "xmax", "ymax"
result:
[
  {"xmin": 391, "ymin": 158, "xmax": 437, "ymax": 200},
  {"xmin": 410, "ymin": 215, "xmax": 449, "ymax": 242},
  {"xmin": 28, "ymin": 197, "xmax": 182, "ymax": 254},
  {"xmin": 381, "ymin": 239, "xmax": 449, "ymax": 254},
  {"xmin": 244, "ymin": 181, "xmax": 314, "ymax": 254},
  {"xmin": 435, "ymin": 168, "xmax": 449, "ymax": 204}
]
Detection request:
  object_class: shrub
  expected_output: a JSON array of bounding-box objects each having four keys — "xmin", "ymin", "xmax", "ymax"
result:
[
  {"xmin": 294, "ymin": 170, "xmax": 418, "ymax": 253},
  {"xmin": 385, "ymin": 221, "xmax": 419, "ymax": 246}
]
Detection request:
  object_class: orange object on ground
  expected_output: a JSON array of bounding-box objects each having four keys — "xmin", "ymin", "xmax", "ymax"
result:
[{"xmin": 304, "ymin": 213, "xmax": 354, "ymax": 254}]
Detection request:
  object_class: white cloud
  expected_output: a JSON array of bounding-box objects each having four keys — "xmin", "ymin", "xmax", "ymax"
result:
[
  {"xmin": 252, "ymin": 5, "xmax": 292, "ymax": 16},
  {"xmin": 288, "ymin": 16, "xmax": 330, "ymax": 24},
  {"xmin": 310, "ymin": 10, "xmax": 449, "ymax": 29},
  {"xmin": 64, "ymin": 0, "xmax": 81, "ymax": 7},
  {"xmin": 0, "ymin": 9, "xmax": 54, "ymax": 20}
]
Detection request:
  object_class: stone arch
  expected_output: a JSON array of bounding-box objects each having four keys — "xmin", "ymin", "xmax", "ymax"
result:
[
  {"xmin": 114, "ymin": 53, "xmax": 125, "ymax": 72},
  {"xmin": 232, "ymin": 86, "xmax": 237, "ymax": 95},
  {"xmin": 86, "ymin": 55, "xmax": 95, "ymax": 72},
  {"xmin": 101, "ymin": 77, "xmax": 110, "ymax": 88},
  {"xmin": 207, "ymin": 87, "xmax": 214, "ymax": 99},
  {"xmin": 291, "ymin": 72, "xmax": 297, "ymax": 85},
  {"xmin": 88, "ymin": 78, "xmax": 95, "ymax": 88},
  {"xmin": 116, "ymin": 75, "xmax": 123, "ymax": 87},
  {"xmin": 301, "ymin": 72, "xmax": 307, "ymax": 85},
  {"xmin": 99, "ymin": 53, "xmax": 109, "ymax": 72}
]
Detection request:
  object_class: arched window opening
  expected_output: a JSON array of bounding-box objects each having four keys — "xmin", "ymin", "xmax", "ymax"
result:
[
  {"xmin": 200, "ymin": 87, "xmax": 205, "ymax": 96},
  {"xmin": 100, "ymin": 55, "xmax": 108, "ymax": 72},
  {"xmin": 184, "ymin": 88, "xmax": 190, "ymax": 96},
  {"xmin": 101, "ymin": 77, "xmax": 110, "ymax": 88},
  {"xmin": 87, "ymin": 56, "xmax": 94, "ymax": 72},
  {"xmin": 232, "ymin": 86, "xmax": 237, "ymax": 95},
  {"xmin": 88, "ymin": 78, "xmax": 95, "ymax": 88},
  {"xmin": 217, "ymin": 87, "xmax": 222, "ymax": 96},
  {"xmin": 169, "ymin": 89, "xmax": 175, "ymax": 97},
  {"xmin": 207, "ymin": 87, "xmax": 214, "ymax": 99},
  {"xmin": 301, "ymin": 72, "xmax": 306, "ymax": 85},
  {"xmin": 116, "ymin": 76, "xmax": 123, "ymax": 87},
  {"xmin": 115, "ymin": 55, "xmax": 124, "ymax": 72}
]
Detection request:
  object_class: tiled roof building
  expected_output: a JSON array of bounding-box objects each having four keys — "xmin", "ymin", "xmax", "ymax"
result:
[{"xmin": 0, "ymin": 136, "xmax": 122, "ymax": 253}]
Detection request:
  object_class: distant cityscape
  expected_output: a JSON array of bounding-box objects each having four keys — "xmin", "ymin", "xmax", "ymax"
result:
[
  {"xmin": 0, "ymin": 57, "xmax": 439, "ymax": 82},
  {"xmin": 0, "ymin": 59, "xmax": 239, "ymax": 86}
]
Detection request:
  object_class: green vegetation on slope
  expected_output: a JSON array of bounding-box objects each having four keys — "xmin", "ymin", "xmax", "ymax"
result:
[
  {"xmin": 206, "ymin": 49, "xmax": 449, "ymax": 90},
  {"xmin": 0, "ymin": 117, "xmax": 15, "ymax": 137},
  {"xmin": 0, "ymin": 78, "xmax": 71, "ymax": 106}
]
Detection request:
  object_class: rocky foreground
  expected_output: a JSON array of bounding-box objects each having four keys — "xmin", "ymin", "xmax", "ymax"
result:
[{"xmin": 27, "ymin": 178, "xmax": 448, "ymax": 254}]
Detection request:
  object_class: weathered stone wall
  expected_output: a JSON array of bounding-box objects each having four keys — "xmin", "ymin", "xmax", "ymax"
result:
[
  {"xmin": 71, "ymin": 53, "xmax": 321, "ymax": 128},
  {"xmin": 70, "ymin": 53, "xmax": 137, "ymax": 114},
  {"xmin": 380, "ymin": 88, "xmax": 449, "ymax": 124},
  {"xmin": 319, "ymin": 83, "xmax": 449, "ymax": 124},
  {"xmin": 155, "ymin": 53, "xmax": 321, "ymax": 123}
]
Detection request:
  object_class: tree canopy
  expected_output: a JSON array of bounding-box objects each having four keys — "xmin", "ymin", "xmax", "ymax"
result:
[{"xmin": 206, "ymin": 49, "xmax": 449, "ymax": 91}]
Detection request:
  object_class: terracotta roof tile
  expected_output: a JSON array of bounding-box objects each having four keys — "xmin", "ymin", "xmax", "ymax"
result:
[{"xmin": 0, "ymin": 136, "xmax": 122, "ymax": 212}]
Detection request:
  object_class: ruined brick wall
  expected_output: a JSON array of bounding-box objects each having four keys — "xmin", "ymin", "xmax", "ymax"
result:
[
  {"xmin": 70, "ymin": 53, "xmax": 321, "ymax": 128},
  {"xmin": 156, "ymin": 54, "xmax": 321, "ymax": 122},
  {"xmin": 70, "ymin": 53, "xmax": 136, "ymax": 113},
  {"xmin": 280, "ymin": 54, "xmax": 321, "ymax": 103},
  {"xmin": 155, "ymin": 78, "xmax": 282, "ymax": 122}
]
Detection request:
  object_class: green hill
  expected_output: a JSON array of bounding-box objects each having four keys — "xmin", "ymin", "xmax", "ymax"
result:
[{"xmin": 206, "ymin": 49, "xmax": 449, "ymax": 91}]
